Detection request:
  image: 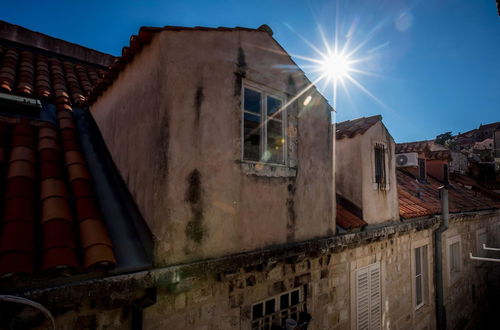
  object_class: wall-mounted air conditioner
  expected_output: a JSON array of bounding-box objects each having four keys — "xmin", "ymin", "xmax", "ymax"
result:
[{"xmin": 396, "ymin": 152, "xmax": 418, "ymax": 167}]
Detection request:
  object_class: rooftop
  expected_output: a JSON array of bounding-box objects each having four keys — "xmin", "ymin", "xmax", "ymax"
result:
[{"xmin": 335, "ymin": 115, "xmax": 381, "ymax": 140}]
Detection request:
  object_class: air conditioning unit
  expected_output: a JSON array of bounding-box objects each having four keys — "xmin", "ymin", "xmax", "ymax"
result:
[{"xmin": 396, "ymin": 152, "xmax": 418, "ymax": 167}]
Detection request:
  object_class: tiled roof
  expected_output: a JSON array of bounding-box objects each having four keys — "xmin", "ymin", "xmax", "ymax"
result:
[
  {"xmin": 395, "ymin": 140, "xmax": 431, "ymax": 154},
  {"xmin": 0, "ymin": 44, "xmax": 108, "ymax": 106},
  {"xmin": 428, "ymin": 150, "xmax": 451, "ymax": 161},
  {"xmin": 397, "ymin": 169, "xmax": 500, "ymax": 219},
  {"xmin": 0, "ymin": 98, "xmax": 116, "ymax": 278},
  {"xmin": 336, "ymin": 203, "xmax": 367, "ymax": 230},
  {"xmin": 88, "ymin": 25, "xmax": 269, "ymax": 104},
  {"xmin": 335, "ymin": 115, "xmax": 381, "ymax": 140}
]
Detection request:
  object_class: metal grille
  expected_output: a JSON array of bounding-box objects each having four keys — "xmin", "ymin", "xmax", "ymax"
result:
[{"xmin": 374, "ymin": 144, "xmax": 386, "ymax": 189}]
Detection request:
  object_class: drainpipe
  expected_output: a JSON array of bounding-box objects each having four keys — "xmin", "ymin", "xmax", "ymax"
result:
[{"xmin": 434, "ymin": 187, "xmax": 449, "ymax": 330}]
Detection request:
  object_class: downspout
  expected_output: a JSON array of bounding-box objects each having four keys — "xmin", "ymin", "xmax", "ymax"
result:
[{"xmin": 434, "ymin": 187, "xmax": 449, "ymax": 330}]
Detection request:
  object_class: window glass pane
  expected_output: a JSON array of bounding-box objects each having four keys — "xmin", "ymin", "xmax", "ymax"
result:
[
  {"xmin": 280, "ymin": 293, "xmax": 289, "ymax": 309},
  {"xmin": 291, "ymin": 290, "xmax": 300, "ymax": 305},
  {"xmin": 416, "ymin": 275, "xmax": 423, "ymax": 305},
  {"xmin": 266, "ymin": 119, "xmax": 284, "ymax": 164},
  {"xmin": 415, "ymin": 248, "xmax": 422, "ymax": 276},
  {"xmin": 265, "ymin": 299, "xmax": 275, "ymax": 315},
  {"xmin": 253, "ymin": 303, "xmax": 263, "ymax": 320},
  {"xmin": 244, "ymin": 112, "xmax": 261, "ymax": 161},
  {"xmin": 245, "ymin": 88, "xmax": 261, "ymax": 114},
  {"xmin": 267, "ymin": 96, "xmax": 282, "ymax": 120}
]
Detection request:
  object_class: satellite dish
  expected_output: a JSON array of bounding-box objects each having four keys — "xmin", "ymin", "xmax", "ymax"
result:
[{"xmin": 396, "ymin": 154, "xmax": 408, "ymax": 166}]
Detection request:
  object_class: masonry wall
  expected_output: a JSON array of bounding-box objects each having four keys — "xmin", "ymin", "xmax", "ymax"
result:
[
  {"xmin": 442, "ymin": 210, "xmax": 500, "ymax": 329},
  {"xmin": 142, "ymin": 227, "xmax": 439, "ymax": 330},
  {"xmin": 90, "ymin": 30, "xmax": 334, "ymax": 266}
]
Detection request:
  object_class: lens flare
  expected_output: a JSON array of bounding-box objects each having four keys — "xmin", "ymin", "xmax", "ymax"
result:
[{"xmin": 320, "ymin": 53, "xmax": 352, "ymax": 82}]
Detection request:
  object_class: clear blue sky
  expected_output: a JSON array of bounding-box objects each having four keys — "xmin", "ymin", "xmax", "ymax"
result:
[{"xmin": 2, "ymin": 0, "xmax": 499, "ymax": 142}]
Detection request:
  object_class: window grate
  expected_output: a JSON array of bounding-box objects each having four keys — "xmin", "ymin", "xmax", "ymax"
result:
[{"xmin": 374, "ymin": 144, "xmax": 386, "ymax": 189}]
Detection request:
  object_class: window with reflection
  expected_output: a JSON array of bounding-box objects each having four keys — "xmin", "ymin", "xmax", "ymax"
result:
[{"xmin": 243, "ymin": 87, "xmax": 285, "ymax": 165}]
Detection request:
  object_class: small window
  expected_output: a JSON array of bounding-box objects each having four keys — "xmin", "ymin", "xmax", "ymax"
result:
[
  {"xmin": 243, "ymin": 86, "xmax": 285, "ymax": 165},
  {"xmin": 251, "ymin": 287, "xmax": 306, "ymax": 329},
  {"xmin": 414, "ymin": 245, "xmax": 428, "ymax": 309},
  {"xmin": 447, "ymin": 236, "xmax": 462, "ymax": 285},
  {"xmin": 418, "ymin": 158, "xmax": 426, "ymax": 180},
  {"xmin": 450, "ymin": 242, "xmax": 460, "ymax": 273},
  {"xmin": 443, "ymin": 164, "xmax": 449, "ymax": 184},
  {"xmin": 477, "ymin": 229, "xmax": 487, "ymax": 258},
  {"xmin": 374, "ymin": 144, "xmax": 386, "ymax": 188}
]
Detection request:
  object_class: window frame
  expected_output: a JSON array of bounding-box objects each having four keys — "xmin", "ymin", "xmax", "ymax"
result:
[
  {"xmin": 250, "ymin": 286, "xmax": 306, "ymax": 330},
  {"xmin": 476, "ymin": 228, "xmax": 487, "ymax": 258},
  {"xmin": 241, "ymin": 81, "xmax": 287, "ymax": 166},
  {"xmin": 372, "ymin": 142, "xmax": 389, "ymax": 190},
  {"xmin": 446, "ymin": 235, "xmax": 462, "ymax": 286},
  {"xmin": 411, "ymin": 239, "xmax": 430, "ymax": 312}
]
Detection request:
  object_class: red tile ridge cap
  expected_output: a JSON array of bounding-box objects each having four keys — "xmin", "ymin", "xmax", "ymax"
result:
[
  {"xmin": 0, "ymin": 20, "xmax": 115, "ymax": 67},
  {"xmin": 87, "ymin": 24, "xmax": 271, "ymax": 106}
]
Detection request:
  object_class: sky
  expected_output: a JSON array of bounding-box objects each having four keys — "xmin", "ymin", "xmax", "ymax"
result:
[{"xmin": 2, "ymin": 0, "xmax": 499, "ymax": 142}]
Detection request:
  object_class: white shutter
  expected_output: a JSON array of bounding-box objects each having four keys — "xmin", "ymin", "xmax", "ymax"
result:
[
  {"xmin": 369, "ymin": 263, "xmax": 381, "ymax": 330},
  {"xmin": 356, "ymin": 263, "xmax": 381, "ymax": 330},
  {"xmin": 356, "ymin": 267, "xmax": 370, "ymax": 330}
]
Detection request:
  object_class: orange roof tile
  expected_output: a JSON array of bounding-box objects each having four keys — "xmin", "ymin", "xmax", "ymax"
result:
[
  {"xmin": 0, "ymin": 44, "xmax": 108, "ymax": 106},
  {"xmin": 336, "ymin": 204, "xmax": 367, "ymax": 230},
  {"xmin": 0, "ymin": 102, "xmax": 116, "ymax": 278},
  {"xmin": 397, "ymin": 169, "xmax": 500, "ymax": 219},
  {"xmin": 335, "ymin": 115, "xmax": 381, "ymax": 140},
  {"xmin": 87, "ymin": 25, "xmax": 271, "ymax": 104}
]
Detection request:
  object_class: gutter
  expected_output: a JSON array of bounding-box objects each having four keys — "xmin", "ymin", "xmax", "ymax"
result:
[{"xmin": 434, "ymin": 187, "xmax": 449, "ymax": 330}]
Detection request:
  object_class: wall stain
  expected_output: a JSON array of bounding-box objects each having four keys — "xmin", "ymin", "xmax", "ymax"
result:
[
  {"xmin": 185, "ymin": 169, "xmax": 204, "ymax": 243},
  {"xmin": 234, "ymin": 47, "xmax": 247, "ymax": 97},
  {"xmin": 286, "ymin": 181, "xmax": 297, "ymax": 242},
  {"xmin": 194, "ymin": 86, "xmax": 204, "ymax": 124}
]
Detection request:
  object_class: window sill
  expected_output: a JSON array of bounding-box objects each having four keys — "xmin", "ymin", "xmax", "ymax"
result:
[
  {"xmin": 372, "ymin": 183, "xmax": 390, "ymax": 191},
  {"xmin": 240, "ymin": 161, "xmax": 297, "ymax": 177}
]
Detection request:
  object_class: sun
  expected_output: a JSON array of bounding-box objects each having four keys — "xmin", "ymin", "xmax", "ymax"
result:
[{"xmin": 320, "ymin": 52, "xmax": 352, "ymax": 82}]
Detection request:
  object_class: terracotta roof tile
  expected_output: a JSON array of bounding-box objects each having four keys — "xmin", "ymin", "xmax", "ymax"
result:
[
  {"xmin": 88, "ymin": 25, "xmax": 269, "ymax": 104},
  {"xmin": 336, "ymin": 203, "xmax": 367, "ymax": 230},
  {"xmin": 335, "ymin": 115, "xmax": 382, "ymax": 140},
  {"xmin": 0, "ymin": 43, "xmax": 108, "ymax": 105},
  {"xmin": 0, "ymin": 105, "xmax": 116, "ymax": 278},
  {"xmin": 397, "ymin": 169, "xmax": 500, "ymax": 219}
]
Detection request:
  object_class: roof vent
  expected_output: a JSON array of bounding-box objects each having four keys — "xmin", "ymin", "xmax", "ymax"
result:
[{"xmin": 258, "ymin": 24, "xmax": 274, "ymax": 36}]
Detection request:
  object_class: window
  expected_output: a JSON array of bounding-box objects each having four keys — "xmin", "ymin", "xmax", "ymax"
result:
[
  {"xmin": 443, "ymin": 164, "xmax": 449, "ymax": 184},
  {"xmin": 418, "ymin": 158, "xmax": 426, "ymax": 180},
  {"xmin": 243, "ymin": 86, "xmax": 286, "ymax": 165},
  {"xmin": 476, "ymin": 228, "xmax": 487, "ymax": 258},
  {"xmin": 355, "ymin": 263, "xmax": 381, "ymax": 330},
  {"xmin": 374, "ymin": 144, "xmax": 386, "ymax": 188},
  {"xmin": 251, "ymin": 287, "xmax": 306, "ymax": 330},
  {"xmin": 447, "ymin": 235, "xmax": 462, "ymax": 285},
  {"xmin": 413, "ymin": 245, "xmax": 428, "ymax": 309}
]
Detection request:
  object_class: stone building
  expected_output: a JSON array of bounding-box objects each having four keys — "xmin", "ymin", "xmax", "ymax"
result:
[{"xmin": 0, "ymin": 20, "xmax": 499, "ymax": 330}]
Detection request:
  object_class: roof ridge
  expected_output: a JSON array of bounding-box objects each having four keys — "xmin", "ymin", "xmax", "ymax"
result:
[{"xmin": 0, "ymin": 20, "xmax": 115, "ymax": 67}]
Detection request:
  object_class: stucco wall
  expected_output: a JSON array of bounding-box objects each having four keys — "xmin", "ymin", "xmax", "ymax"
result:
[
  {"xmin": 442, "ymin": 211, "xmax": 500, "ymax": 329},
  {"xmin": 335, "ymin": 121, "xmax": 399, "ymax": 224},
  {"xmin": 90, "ymin": 30, "xmax": 333, "ymax": 265}
]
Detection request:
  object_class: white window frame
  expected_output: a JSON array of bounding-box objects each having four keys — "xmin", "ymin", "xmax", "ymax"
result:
[
  {"xmin": 241, "ymin": 81, "xmax": 287, "ymax": 166},
  {"xmin": 476, "ymin": 228, "xmax": 487, "ymax": 258},
  {"xmin": 372, "ymin": 141, "xmax": 390, "ymax": 190},
  {"xmin": 250, "ymin": 287, "xmax": 306, "ymax": 329},
  {"xmin": 411, "ymin": 239, "xmax": 430, "ymax": 311},
  {"xmin": 353, "ymin": 262, "xmax": 381, "ymax": 330},
  {"xmin": 446, "ymin": 235, "xmax": 462, "ymax": 286}
]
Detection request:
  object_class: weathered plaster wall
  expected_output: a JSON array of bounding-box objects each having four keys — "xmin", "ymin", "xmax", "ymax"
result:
[
  {"xmin": 442, "ymin": 210, "xmax": 500, "ymax": 329},
  {"xmin": 335, "ymin": 121, "xmax": 399, "ymax": 224},
  {"xmin": 90, "ymin": 30, "xmax": 333, "ymax": 265},
  {"xmin": 360, "ymin": 121, "xmax": 399, "ymax": 224},
  {"xmin": 335, "ymin": 133, "xmax": 363, "ymax": 208}
]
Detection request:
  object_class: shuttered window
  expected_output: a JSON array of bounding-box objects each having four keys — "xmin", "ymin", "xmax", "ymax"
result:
[
  {"xmin": 414, "ymin": 245, "xmax": 428, "ymax": 309},
  {"xmin": 355, "ymin": 263, "xmax": 381, "ymax": 330},
  {"xmin": 374, "ymin": 144, "xmax": 386, "ymax": 188}
]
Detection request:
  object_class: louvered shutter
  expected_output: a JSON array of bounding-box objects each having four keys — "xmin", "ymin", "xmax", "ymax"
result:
[
  {"xmin": 356, "ymin": 267, "xmax": 370, "ymax": 330},
  {"xmin": 369, "ymin": 263, "xmax": 381, "ymax": 330},
  {"xmin": 356, "ymin": 263, "xmax": 381, "ymax": 330}
]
